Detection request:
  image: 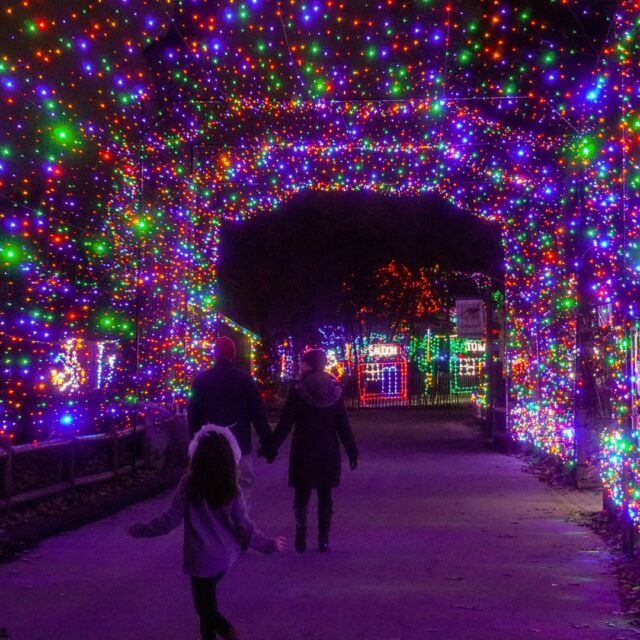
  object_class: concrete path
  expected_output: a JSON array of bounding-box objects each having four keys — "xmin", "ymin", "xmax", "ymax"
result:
[{"xmin": 0, "ymin": 411, "xmax": 636, "ymax": 640}]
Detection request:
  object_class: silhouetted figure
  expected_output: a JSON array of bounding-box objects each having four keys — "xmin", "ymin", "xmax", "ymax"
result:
[
  {"xmin": 128, "ymin": 430, "xmax": 285, "ymax": 640},
  {"xmin": 264, "ymin": 349, "xmax": 358, "ymax": 553},
  {"xmin": 188, "ymin": 336, "xmax": 271, "ymax": 503}
]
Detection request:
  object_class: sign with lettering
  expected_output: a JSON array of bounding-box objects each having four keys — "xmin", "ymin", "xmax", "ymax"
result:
[{"xmin": 367, "ymin": 343, "xmax": 401, "ymax": 359}]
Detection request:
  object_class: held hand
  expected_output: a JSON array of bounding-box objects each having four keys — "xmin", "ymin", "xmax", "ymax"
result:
[
  {"xmin": 273, "ymin": 536, "xmax": 287, "ymax": 552},
  {"xmin": 349, "ymin": 458, "xmax": 358, "ymax": 471}
]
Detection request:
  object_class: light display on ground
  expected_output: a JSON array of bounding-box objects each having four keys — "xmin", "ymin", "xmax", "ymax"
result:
[
  {"xmin": 358, "ymin": 343, "xmax": 408, "ymax": 407},
  {"xmin": 319, "ymin": 325, "xmax": 351, "ymax": 379},
  {"xmin": 409, "ymin": 331, "xmax": 487, "ymax": 400},
  {"xmin": 1, "ymin": 1, "xmax": 640, "ymax": 524},
  {"xmin": 276, "ymin": 328, "xmax": 488, "ymax": 405},
  {"xmin": 275, "ymin": 338, "xmax": 296, "ymax": 383},
  {"xmin": 450, "ymin": 338, "xmax": 486, "ymax": 396}
]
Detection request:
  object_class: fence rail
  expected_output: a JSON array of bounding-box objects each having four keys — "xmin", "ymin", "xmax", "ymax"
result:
[
  {"xmin": 0, "ymin": 426, "xmax": 146, "ymax": 509},
  {"xmin": 273, "ymin": 371, "xmax": 476, "ymax": 410},
  {"xmin": 343, "ymin": 392, "xmax": 473, "ymax": 409},
  {"xmin": 343, "ymin": 369, "xmax": 476, "ymax": 409}
]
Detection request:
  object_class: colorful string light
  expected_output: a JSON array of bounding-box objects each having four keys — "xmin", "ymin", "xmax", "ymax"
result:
[{"xmin": 1, "ymin": 2, "xmax": 639, "ymax": 522}]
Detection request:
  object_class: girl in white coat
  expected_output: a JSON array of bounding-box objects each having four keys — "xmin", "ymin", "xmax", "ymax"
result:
[{"xmin": 128, "ymin": 428, "xmax": 285, "ymax": 640}]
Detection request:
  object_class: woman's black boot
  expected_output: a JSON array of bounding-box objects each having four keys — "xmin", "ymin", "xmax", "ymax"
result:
[
  {"xmin": 295, "ymin": 524, "xmax": 307, "ymax": 553},
  {"xmin": 318, "ymin": 506, "xmax": 332, "ymax": 552},
  {"xmin": 294, "ymin": 503, "xmax": 308, "ymax": 553}
]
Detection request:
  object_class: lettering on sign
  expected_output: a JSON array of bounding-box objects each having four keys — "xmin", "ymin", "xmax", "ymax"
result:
[{"xmin": 368, "ymin": 343, "xmax": 400, "ymax": 358}]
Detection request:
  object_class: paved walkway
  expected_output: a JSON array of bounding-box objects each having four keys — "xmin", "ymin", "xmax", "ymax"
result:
[{"xmin": 0, "ymin": 411, "xmax": 636, "ymax": 640}]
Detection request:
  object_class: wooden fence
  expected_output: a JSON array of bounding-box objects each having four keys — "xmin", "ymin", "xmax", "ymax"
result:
[{"xmin": 0, "ymin": 426, "xmax": 146, "ymax": 509}]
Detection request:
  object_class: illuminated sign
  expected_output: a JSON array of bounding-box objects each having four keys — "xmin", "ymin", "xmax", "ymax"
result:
[
  {"xmin": 462, "ymin": 340, "xmax": 486, "ymax": 354},
  {"xmin": 50, "ymin": 338, "xmax": 119, "ymax": 395},
  {"xmin": 368, "ymin": 343, "xmax": 401, "ymax": 359},
  {"xmin": 359, "ymin": 343, "xmax": 408, "ymax": 405},
  {"xmin": 51, "ymin": 338, "xmax": 87, "ymax": 394}
]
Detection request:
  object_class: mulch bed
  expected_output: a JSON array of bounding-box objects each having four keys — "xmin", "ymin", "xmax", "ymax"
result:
[
  {"xmin": 582, "ymin": 511, "xmax": 640, "ymax": 626},
  {"xmin": 1, "ymin": 418, "xmax": 190, "ymax": 563},
  {"xmin": 519, "ymin": 449, "xmax": 575, "ymax": 487},
  {"xmin": 0, "ymin": 465, "xmax": 184, "ymax": 563}
]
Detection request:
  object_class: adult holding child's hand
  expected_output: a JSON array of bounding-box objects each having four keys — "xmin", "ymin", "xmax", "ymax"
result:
[{"xmin": 262, "ymin": 348, "xmax": 359, "ymax": 554}]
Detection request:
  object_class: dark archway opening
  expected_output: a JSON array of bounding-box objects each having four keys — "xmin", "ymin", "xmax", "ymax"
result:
[
  {"xmin": 218, "ymin": 192, "xmax": 505, "ymax": 410},
  {"xmin": 218, "ymin": 192, "xmax": 503, "ymax": 341}
]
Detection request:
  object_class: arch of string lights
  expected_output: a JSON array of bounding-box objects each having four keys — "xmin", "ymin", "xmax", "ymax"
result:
[{"xmin": 0, "ymin": 1, "xmax": 639, "ymax": 517}]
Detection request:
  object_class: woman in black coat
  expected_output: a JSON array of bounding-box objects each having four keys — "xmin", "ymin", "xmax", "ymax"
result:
[{"xmin": 264, "ymin": 349, "xmax": 358, "ymax": 553}]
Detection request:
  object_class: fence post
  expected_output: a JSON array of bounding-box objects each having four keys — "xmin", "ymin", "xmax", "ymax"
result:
[
  {"xmin": 108, "ymin": 429, "xmax": 119, "ymax": 476},
  {"xmin": 64, "ymin": 437, "xmax": 76, "ymax": 487},
  {"xmin": 0, "ymin": 436, "xmax": 12, "ymax": 505},
  {"xmin": 141, "ymin": 424, "xmax": 150, "ymax": 469},
  {"xmin": 623, "ymin": 512, "xmax": 637, "ymax": 556}
]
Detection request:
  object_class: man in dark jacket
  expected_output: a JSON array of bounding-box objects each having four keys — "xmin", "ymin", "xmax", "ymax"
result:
[
  {"xmin": 188, "ymin": 336, "xmax": 271, "ymax": 501},
  {"xmin": 265, "ymin": 348, "xmax": 358, "ymax": 553}
]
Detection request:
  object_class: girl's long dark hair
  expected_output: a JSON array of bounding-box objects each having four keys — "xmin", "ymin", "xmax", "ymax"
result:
[{"xmin": 186, "ymin": 432, "xmax": 238, "ymax": 509}]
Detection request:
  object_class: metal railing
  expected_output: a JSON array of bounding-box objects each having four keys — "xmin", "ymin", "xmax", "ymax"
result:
[
  {"xmin": 343, "ymin": 392, "xmax": 473, "ymax": 409},
  {"xmin": 0, "ymin": 426, "xmax": 146, "ymax": 509},
  {"xmin": 342, "ymin": 370, "xmax": 477, "ymax": 409},
  {"xmin": 271, "ymin": 371, "xmax": 478, "ymax": 410}
]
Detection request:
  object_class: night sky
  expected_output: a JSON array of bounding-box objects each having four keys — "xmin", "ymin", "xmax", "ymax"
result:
[{"xmin": 218, "ymin": 192, "xmax": 503, "ymax": 339}]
